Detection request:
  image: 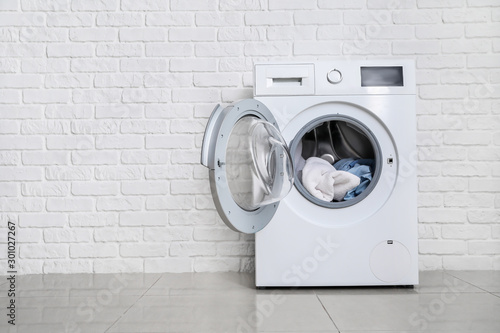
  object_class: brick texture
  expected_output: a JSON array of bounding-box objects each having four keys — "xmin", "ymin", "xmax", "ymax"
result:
[{"xmin": 1, "ymin": 1, "xmax": 498, "ymax": 274}]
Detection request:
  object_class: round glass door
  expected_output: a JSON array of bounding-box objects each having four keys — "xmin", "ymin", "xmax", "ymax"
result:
[
  {"xmin": 226, "ymin": 116, "xmax": 293, "ymax": 211},
  {"xmin": 202, "ymin": 99, "xmax": 294, "ymax": 234}
]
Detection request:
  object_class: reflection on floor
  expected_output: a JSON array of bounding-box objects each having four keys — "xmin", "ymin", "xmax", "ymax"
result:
[{"xmin": 0, "ymin": 271, "xmax": 499, "ymax": 332}]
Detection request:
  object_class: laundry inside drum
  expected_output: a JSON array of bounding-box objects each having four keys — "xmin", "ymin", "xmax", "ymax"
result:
[{"xmin": 292, "ymin": 118, "xmax": 381, "ymax": 208}]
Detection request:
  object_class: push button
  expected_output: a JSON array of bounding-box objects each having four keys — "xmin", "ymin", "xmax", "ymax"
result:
[{"xmin": 327, "ymin": 69, "xmax": 342, "ymax": 84}]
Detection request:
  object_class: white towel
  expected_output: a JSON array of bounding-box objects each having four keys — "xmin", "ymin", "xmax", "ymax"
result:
[
  {"xmin": 302, "ymin": 157, "xmax": 360, "ymax": 202},
  {"xmin": 294, "ymin": 140, "xmax": 306, "ymax": 174},
  {"xmin": 331, "ymin": 169, "xmax": 361, "ymax": 201},
  {"xmin": 302, "ymin": 157, "xmax": 336, "ymax": 201}
]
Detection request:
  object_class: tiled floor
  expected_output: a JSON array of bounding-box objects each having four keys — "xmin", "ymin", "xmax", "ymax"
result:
[{"xmin": 0, "ymin": 271, "xmax": 499, "ymax": 332}]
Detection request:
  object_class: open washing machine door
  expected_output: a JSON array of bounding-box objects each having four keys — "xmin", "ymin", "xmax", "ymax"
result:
[{"xmin": 201, "ymin": 99, "xmax": 294, "ymax": 234}]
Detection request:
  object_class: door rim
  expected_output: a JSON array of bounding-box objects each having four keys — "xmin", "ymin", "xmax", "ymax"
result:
[{"xmin": 208, "ymin": 99, "xmax": 285, "ymax": 234}]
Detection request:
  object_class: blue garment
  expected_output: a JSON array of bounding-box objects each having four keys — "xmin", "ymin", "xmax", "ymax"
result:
[{"xmin": 333, "ymin": 158, "xmax": 374, "ymax": 200}]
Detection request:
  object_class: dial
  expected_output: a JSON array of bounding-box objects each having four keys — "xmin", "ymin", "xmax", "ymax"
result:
[{"xmin": 327, "ymin": 69, "xmax": 343, "ymax": 84}]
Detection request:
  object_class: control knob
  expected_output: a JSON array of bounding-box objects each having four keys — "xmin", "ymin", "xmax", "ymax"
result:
[{"xmin": 327, "ymin": 69, "xmax": 342, "ymax": 84}]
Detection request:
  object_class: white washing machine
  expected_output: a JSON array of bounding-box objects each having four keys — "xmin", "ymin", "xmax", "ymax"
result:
[{"xmin": 201, "ymin": 60, "xmax": 418, "ymax": 287}]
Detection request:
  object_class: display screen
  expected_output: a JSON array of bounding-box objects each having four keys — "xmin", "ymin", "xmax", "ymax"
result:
[{"xmin": 361, "ymin": 66, "xmax": 404, "ymax": 87}]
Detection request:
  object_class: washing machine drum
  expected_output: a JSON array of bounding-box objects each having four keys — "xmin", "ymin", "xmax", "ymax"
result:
[
  {"xmin": 291, "ymin": 115, "xmax": 382, "ymax": 209},
  {"xmin": 300, "ymin": 121, "xmax": 375, "ymax": 161}
]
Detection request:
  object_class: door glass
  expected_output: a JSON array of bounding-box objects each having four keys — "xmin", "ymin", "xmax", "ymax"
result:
[{"xmin": 226, "ymin": 116, "xmax": 293, "ymax": 211}]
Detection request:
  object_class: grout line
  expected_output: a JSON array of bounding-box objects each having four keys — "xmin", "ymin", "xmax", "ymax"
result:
[
  {"xmin": 141, "ymin": 273, "xmax": 164, "ymax": 296},
  {"xmin": 315, "ymin": 293, "xmax": 341, "ymax": 333},
  {"xmin": 104, "ymin": 273, "xmax": 163, "ymax": 333},
  {"xmin": 444, "ymin": 270, "xmax": 496, "ymax": 294},
  {"xmin": 104, "ymin": 313, "xmax": 124, "ymax": 333}
]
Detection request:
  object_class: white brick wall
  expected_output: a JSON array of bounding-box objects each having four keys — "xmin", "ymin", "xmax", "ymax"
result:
[{"xmin": 0, "ymin": 0, "xmax": 498, "ymax": 274}]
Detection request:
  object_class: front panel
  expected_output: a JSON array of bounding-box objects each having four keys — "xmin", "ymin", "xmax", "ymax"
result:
[{"xmin": 253, "ymin": 60, "xmax": 417, "ymax": 286}]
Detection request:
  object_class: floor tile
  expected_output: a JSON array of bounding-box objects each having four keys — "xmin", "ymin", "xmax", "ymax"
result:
[
  {"xmin": 256, "ymin": 294, "xmax": 337, "ymax": 332},
  {"xmin": 108, "ymin": 293, "xmax": 337, "ymax": 332},
  {"xmin": 0, "ymin": 295, "xmax": 139, "ymax": 333},
  {"xmin": 11, "ymin": 273, "xmax": 160, "ymax": 297},
  {"xmin": 0, "ymin": 271, "xmax": 498, "ymax": 332},
  {"xmin": 341, "ymin": 331, "xmax": 500, "ymax": 333},
  {"xmin": 447, "ymin": 270, "xmax": 500, "ymax": 293},
  {"xmin": 2, "ymin": 322, "xmax": 112, "ymax": 333},
  {"xmin": 146, "ymin": 272, "xmax": 257, "ymax": 296},
  {"xmin": 413, "ymin": 270, "xmax": 485, "ymax": 293},
  {"xmin": 108, "ymin": 294, "xmax": 259, "ymax": 332},
  {"xmin": 318, "ymin": 292, "xmax": 500, "ymax": 332},
  {"xmin": 314, "ymin": 270, "xmax": 483, "ymax": 295}
]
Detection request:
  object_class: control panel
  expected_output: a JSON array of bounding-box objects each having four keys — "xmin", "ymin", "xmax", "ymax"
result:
[{"xmin": 254, "ymin": 60, "xmax": 416, "ymax": 96}]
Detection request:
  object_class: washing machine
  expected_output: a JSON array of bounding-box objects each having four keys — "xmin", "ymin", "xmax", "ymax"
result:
[{"xmin": 200, "ymin": 60, "xmax": 418, "ymax": 287}]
